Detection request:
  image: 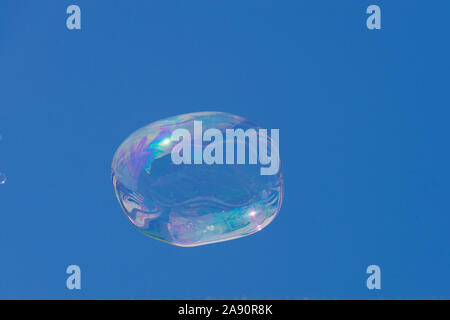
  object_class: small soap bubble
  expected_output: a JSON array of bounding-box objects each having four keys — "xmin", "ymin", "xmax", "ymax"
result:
[
  {"xmin": 0, "ymin": 173, "xmax": 6, "ymax": 185},
  {"xmin": 111, "ymin": 112, "xmax": 283, "ymax": 247}
]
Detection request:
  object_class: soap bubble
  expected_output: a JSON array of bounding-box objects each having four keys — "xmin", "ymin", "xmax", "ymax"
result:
[
  {"xmin": 0, "ymin": 173, "xmax": 6, "ymax": 185},
  {"xmin": 111, "ymin": 112, "xmax": 283, "ymax": 246}
]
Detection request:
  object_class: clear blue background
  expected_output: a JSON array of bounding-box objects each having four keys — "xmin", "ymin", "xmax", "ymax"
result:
[{"xmin": 0, "ymin": 0, "xmax": 449, "ymax": 299}]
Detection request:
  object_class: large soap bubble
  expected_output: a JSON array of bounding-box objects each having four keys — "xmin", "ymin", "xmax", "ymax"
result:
[{"xmin": 111, "ymin": 112, "xmax": 283, "ymax": 246}]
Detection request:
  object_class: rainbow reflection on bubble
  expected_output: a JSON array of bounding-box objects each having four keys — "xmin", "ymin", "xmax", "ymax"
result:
[{"xmin": 111, "ymin": 111, "xmax": 283, "ymax": 246}]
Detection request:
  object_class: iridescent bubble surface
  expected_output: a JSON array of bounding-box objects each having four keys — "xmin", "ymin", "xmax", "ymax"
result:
[{"xmin": 111, "ymin": 112, "xmax": 283, "ymax": 246}]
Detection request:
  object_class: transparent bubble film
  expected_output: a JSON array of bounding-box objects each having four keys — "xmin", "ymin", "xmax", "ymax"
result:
[{"xmin": 111, "ymin": 112, "xmax": 283, "ymax": 246}]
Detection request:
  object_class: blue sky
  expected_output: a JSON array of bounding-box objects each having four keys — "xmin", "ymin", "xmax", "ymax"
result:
[{"xmin": 0, "ymin": 1, "xmax": 449, "ymax": 299}]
